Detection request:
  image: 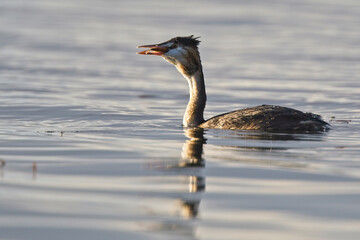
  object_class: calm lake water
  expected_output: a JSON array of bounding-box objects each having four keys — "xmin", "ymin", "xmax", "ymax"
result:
[{"xmin": 1, "ymin": 0, "xmax": 360, "ymax": 239}]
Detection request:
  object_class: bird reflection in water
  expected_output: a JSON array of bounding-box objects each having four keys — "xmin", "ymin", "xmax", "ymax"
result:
[
  {"xmin": 179, "ymin": 128, "xmax": 206, "ymax": 219},
  {"xmin": 169, "ymin": 127, "xmax": 206, "ymax": 219},
  {"xmin": 143, "ymin": 128, "xmax": 206, "ymax": 236}
]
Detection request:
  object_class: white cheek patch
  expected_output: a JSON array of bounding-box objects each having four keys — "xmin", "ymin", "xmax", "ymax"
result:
[{"xmin": 165, "ymin": 47, "xmax": 187, "ymax": 64}]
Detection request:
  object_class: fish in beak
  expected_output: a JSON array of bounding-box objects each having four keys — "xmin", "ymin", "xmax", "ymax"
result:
[{"xmin": 137, "ymin": 44, "xmax": 169, "ymax": 56}]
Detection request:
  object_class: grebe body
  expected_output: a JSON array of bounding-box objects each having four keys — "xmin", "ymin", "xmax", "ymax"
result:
[{"xmin": 137, "ymin": 36, "xmax": 329, "ymax": 133}]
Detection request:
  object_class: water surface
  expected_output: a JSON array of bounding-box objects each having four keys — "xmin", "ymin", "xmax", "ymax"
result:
[{"xmin": 1, "ymin": 0, "xmax": 360, "ymax": 239}]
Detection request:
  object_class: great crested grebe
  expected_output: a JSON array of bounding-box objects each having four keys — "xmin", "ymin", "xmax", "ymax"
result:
[{"xmin": 137, "ymin": 35, "xmax": 329, "ymax": 133}]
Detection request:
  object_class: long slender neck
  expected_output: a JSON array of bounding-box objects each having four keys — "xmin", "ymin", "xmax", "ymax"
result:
[{"xmin": 180, "ymin": 68, "xmax": 207, "ymax": 127}]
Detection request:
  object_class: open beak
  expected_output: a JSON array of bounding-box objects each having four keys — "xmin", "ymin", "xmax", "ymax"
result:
[{"xmin": 137, "ymin": 44, "xmax": 169, "ymax": 56}]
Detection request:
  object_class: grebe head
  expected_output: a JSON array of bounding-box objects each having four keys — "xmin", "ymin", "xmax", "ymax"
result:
[{"xmin": 137, "ymin": 35, "xmax": 201, "ymax": 76}]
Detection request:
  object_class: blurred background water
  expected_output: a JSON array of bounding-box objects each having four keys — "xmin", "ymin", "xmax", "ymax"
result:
[{"xmin": 1, "ymin": 0, "xmax": 360, "ymax": 239}]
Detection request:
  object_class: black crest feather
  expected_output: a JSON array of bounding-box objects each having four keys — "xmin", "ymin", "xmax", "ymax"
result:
[{"xmin": 169, "ymin": 35, "xmax": 201, "ymax": 47}]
